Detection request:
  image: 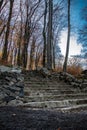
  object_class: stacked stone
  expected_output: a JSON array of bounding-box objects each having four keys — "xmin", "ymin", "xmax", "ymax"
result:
[
  {"xmin": 81, "ymin": 70, "xmax": 87, "ymax": 88},
  {"xmin": 58, "ymin": 72, "xmax": 82, "ymax": 88},
  {"xmin": 0, "ymin": 71, "xmax": 24, "ymax": 106},
  {"xmin": 31, "ymin": 68, "xmax": 87, "ymax": 90}
]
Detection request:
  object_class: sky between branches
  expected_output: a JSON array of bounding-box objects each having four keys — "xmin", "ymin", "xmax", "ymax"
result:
[{"xmin": 59, "ymin": 0, "xmax": 87, "ymax": 57}]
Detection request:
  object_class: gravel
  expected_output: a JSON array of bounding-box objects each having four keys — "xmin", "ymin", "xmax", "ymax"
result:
[{"xmin": 0, "ymin": 106, "xmax": 87, "ymax": 130}]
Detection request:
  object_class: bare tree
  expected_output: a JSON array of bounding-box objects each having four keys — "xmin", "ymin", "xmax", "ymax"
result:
[
  {"xmin": 63, "ymin": 0, "xmax": 70, "ymax": 72},
  {"xmin": 47, "ymin": 0, "xmax": 53, "ymax": 70},
  {"xmin": 0, "ymin": 0, "xmax": 4, "ymax": 10},
  {"xmin": 29, "ymin": 36, "xmax": 36, "ymax": 70},
  {"xmin": 0, "ymin": 0, "xmax": 9, "ymax": 36},
  {"xmin": 2, "ymin": 0, "xmax": 14, "ymax": 63},
  {"xmin": 52, "ymin": 1, "xmax": 66, "ymax": 69},
  {"xmin": 43, "ymin": 0, "xmax": 47, "ymax": 67},
  {"xmin": 22, "ymin": 0, "xmax": 42, "ymax": 69},
  {"xmin": 17, "ymin": 0, "xmax": 23, "ymax": 66}
]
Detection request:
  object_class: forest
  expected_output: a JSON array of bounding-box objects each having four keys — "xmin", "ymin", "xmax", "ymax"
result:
[
  {"xmin": 0, "ymin": 0, "xmax": 87, "ymax": 74},
  {"xmin": 0, "ymin": 1, "xmax": 87, "ymax": 129}
]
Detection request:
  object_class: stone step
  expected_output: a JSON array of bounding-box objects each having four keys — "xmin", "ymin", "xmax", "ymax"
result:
[
  {"xmin": 24, "ymin": 87, "xmax": 77, "ymax": 93},
  {"xmin": 23, "ymin": 72, "xmax": 87, "ymax": 112},
  {"xmin": 55, "ymin": 104, "xmax": 87, "ymax": 112},
  {"xmin": 18, "ymin": 104, "xmax": 87, "ymax": 112},
  {"xmin": 21, "ymin": 98, "xmax": 87, "ymax": 109},
  {"xmin": 24, "ymin": 80, "xmax": 48, "ymax": 84},
  {"xmin": 24, "ymin": 81, "xmax": 67, "ymax": 85},
  {"xmin": 24, "ymin": 93, "xmax": 87, "ymax": 102},
  {"xmin": 24, "ymin": 85, "xmax": 74, "ymax": 90},
  {"xmin": 25, "ymin": 80, "xmax": 65, "ymax": 83},
  {"xmin": 82, "ymin": 89, "xmax": 87, "ymax": 93},
  {"xmin": 24, "ymin": 89, "xmax": 77, "ymax": 96},
  {"xmin": 24, "ymin": 88, "xmax": 76, "ymax": 93},
  {"xmin": 24, "ymin": 81, "xmax": 66, "ymax": 85}
]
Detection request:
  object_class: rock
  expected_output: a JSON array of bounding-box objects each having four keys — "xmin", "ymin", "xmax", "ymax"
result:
[
  {"xmin": 3, "ymin": 96, "xmax": 16, "ymax": 103},
  {"xmin": 19, "ymin": 88, "xmax": 24, "ymax": 98},
  {"xmin": 70, "ymin": 82, "xmax": 81, "ymax": 88},
  {"xmin": 82, "ymin": 83, "xmax": 87, "ymax": 88},
  {"xmin": 59, "ymin": 72, "xmax": 75, "ymax": 83},
  {"xmin": 11, "ymin": 78, "xmax": 17, "ymax": 83},
  {"xmin": 8, "ymin": 99, "xmax": 23, "ymax": 106},
  {"xmin": 17, "ymin": 76, "xmax": 24, "ymax": 81},
  {"xmin": 9, "ymin": 81, "xmax": 16, "ymax": 86},
  {"xmin": 16, "ymin": 81, "xmax": 24, "ymax": 88},
  {"xmin": 0, "ymin": 70, "xmax": 24, "ymax": 106},
  {"xmin": 0, "ymin": 93, "xmax": 7, "ymax": 100},
  {"xmin": 0, "ymin": 65, "xmax": 12, "ymax": 72},
  {"xmin": 8, "ymin": 85, "xmax": 21, "ymax": 92},
  {"xmin": 11, "ymin": 66, "xmax": 22, "ymax": 73},
  {"xmin": 56, "ymin": 72, "xmax": 85, "ymax": 89},
  {"xmin": 5, "ymin": 77, "xmax": 11, "ymax": 81},
  {"xmin": 0, "ymin": 65, "xmax": 22, "ymax": 73},
  {"xmin": 37, "ymin": 67, "xmax": 51, "ymax": 77},
  {"xmin": 0, "ymin": 102, "xmax": 6, "ymax": 106}
]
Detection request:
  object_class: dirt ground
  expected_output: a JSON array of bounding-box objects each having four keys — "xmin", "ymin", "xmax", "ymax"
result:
[{"xmin": 0, "ymin": 106, "xmax": 87, "ymax": 130}]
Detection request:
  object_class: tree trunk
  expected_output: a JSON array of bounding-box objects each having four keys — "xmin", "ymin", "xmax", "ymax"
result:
[
  {"xmin": 29, "ymin": 37, "xmax": 36, "ymax": 70},
  {"xmin": 0, "ymin": 0, "xmax": 4, "ymax": 9},
  {"xmin": 0, "ymin": 24, "xmax": 6, "ymax": 37},
  {"xmin": 17, "ymin": 34, "xmax": 21, "ymax": 66},
  {"xmin": 43, "ymin": 0, "xmax": 47, "ymax": 67},
  {"xmin": 63, "ymin": 0, "xmax": 70, "ymax": 72},
  {"xmin": 47, "ymin": 0, "xmax": 53, "ymax": 70},
  {"xmin": 2, "ymin": 0, "xmax": 14, "ymax": 63},
  {"xmin": 53, "ymin": 44, "xmax": 55, "ymax": 69},
  {"xmin": 22, "ymin": 42, "xmax": 28, "ymax": 69},
  {"xmin": 22, "ymin": 19, "xmax": 30, "ymax": 69}
]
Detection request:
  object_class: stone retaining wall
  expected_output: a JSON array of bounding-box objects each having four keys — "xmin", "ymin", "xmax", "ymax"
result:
[
  {"xmin": 36, "ymin": 68, "xmax": 87, "ymax": 89},
  {"xmin": 0, "ymin": 71, "xmax": 24, "ymax": 106}
]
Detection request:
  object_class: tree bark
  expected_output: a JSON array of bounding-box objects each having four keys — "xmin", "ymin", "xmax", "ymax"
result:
[
  {"xmin": 29, "ymin": 37, "xmax": 36, "ymax": 70},
  {"xmin": 17, "ymin": 0, "xmax": 23, "ymax": 66},
  {"xmin": 53, "ymin": 44, "xmax": 56, "ymax": 69},
  {"xmin": 22, "ymin": 19, "xmax": 30, "ymax": 69},
  {"xmin": 47, "ymin": 0, "xmax": 53, "ymax": 70},
  {"xmin": 2, "ymin": 0, "xmax": 14, "ymax": 63},
  {"xmin": 43, "ymin": 0, "xmax": 47, "ymax": 67},
  {"xmin": 0, "ymin": 0, "xmax": 4, "ymax": 9},
  {"xmin": 63, "ymin": 0, "xmax": 70, "ymax": 72}
]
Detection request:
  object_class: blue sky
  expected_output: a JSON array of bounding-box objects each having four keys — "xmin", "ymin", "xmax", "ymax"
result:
[
  {"xmin": 58, "ymin": 0, "xmax": 87, "ymax": 56},
  {"xmin": 71, "ymin": 0, "xmax": 87, "ymax": 32}
]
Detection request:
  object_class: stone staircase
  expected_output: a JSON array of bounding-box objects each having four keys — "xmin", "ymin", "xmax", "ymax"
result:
[{"xmin": 23, "ymin": 71, "xmax": 87, "ymax": 112}]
